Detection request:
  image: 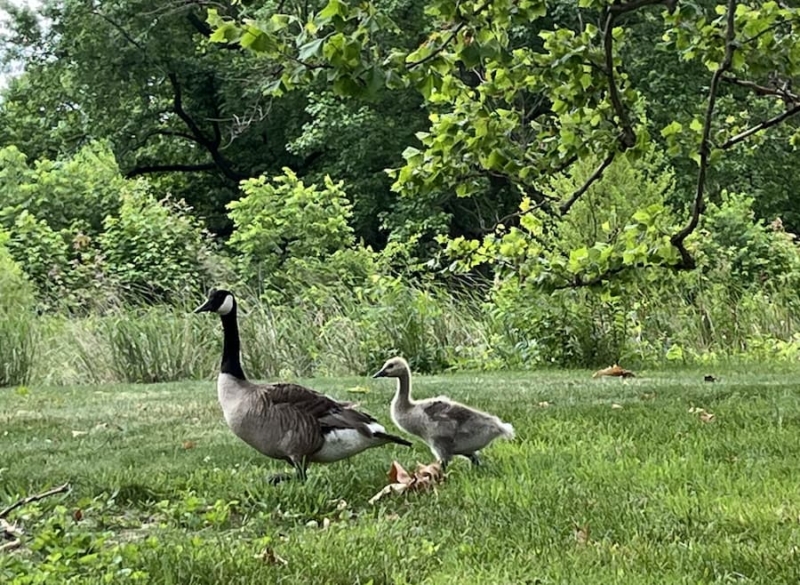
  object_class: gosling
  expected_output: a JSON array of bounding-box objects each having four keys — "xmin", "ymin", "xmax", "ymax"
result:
[{"xmin": 372, "ymin": 357, "xmax": 515, "ymax": 470}]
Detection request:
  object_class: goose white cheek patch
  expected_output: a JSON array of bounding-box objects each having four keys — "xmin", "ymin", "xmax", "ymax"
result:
[{"xmin": 217, "ymin": 295, "xmax": 234, "ymax": 315}]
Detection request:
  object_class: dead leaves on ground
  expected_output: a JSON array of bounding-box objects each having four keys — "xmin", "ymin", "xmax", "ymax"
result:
[
  {"xmin": 70, "ymin": 422, "xmax": 123, "ymax": 438},
  {"xmin": 592, "ymin": 364, "xmax": 636, "ymax": 378},
  {"xmin": 689, "ymin": 407, "xmax": 716, "ymax": 423},
  {"xmin": 255, "ymin": 547, "xmax": 288, "ymax": 566},
  {"xmin": 369, "ymin": 461, "xmax": 444, "ymax": 504}
]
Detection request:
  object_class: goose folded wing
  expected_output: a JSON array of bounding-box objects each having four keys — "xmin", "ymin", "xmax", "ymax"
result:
[{"xmin": 268, "ymin": 383, "xmax": 378, "ymax": 435}]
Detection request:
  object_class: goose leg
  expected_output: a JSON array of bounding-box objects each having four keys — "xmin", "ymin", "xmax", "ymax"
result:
[
  {"xmin": 291, "ymin": 457, "xmax": 308, "ymax": 482},
  {"xmin": 266, "ymin": 472, "xmax": 295, "ymax": 485},
  {"xmin": 467, "ymin": 453, "xmax": 481, "ymax": 466}
]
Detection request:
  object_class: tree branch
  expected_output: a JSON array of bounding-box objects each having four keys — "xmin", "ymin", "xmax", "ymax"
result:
[
  {"xmin": 670, "ymin": 0, "xmax": 737, "ymax": 269},
  {"xmin": 559, "ymin": 151, "xmax": 616, "ymax": 215},
  {"xmin": 406, "ymin": 2, "xmax": 491, "ymax": 69},
  {"xmin": 602, "ymin": 11, "xmax": 636, "ymax": 150},
  {"xmin": 719, "ymin": 103, "xmax": 800, "ymax": 150},
  {"xmin": 0, "ymin": 483, "xmax": 70, "ymax": 520},
  {"xmin": 125, "ymin": 163, "xmax": 218, "ymax": 178},
  {"xmin": 166, "ymin": 73, "xmax": 245, "ymax": 181},
  {"xmin": 721, "ymin": 74, "xmax": 799, "ymax": 103},
  {"xmin": 608, "ymin": 0, "xmax": 678, "ymax": 15}
]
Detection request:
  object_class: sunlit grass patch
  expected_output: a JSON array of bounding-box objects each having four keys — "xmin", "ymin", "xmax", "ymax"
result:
[{"xmin": 2, "ymin": 368, "xmax": 800, "ymax": 583}]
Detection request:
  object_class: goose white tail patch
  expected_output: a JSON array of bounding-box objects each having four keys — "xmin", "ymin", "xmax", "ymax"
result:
[
  {"xmin": 312, "ymin": 423, "xmax": 386, "ymax": 463},
  {"xmin": 217, "ymin": 294, "xmax": 234, "ymax": 315}
]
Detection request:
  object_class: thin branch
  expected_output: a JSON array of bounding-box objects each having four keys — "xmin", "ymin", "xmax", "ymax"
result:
[
  {"xmin": 560, "ymin": 151, "xmax": 616, "ymax": 215},
  {"xmin": 602, "ymin": 11, "xmax": 636, "ymax": 149},
  {"xmin": 602, "ymin": 0, "xmax": 678, "ymax": 150},
  {"xmin": 608, "ymin": 0, "xmax": 677, "ymax": 15},
  {"xmin": 719, "ymin": 103, "xmax": 800, "ymax": 150},
  {"xmin": 125, "ymin": 163, "xmax": 218, "ymax": 178},
  {"xmin": 0, "ymin": 483, "xmax": 70, "ymax": 520},
  {"xmin": 721, "ymin": 74, "xmax": 799, "ymax": 102},
  {"xmin": 92, "ymin": 10, "xmax": 149, "ymax": 57},
  {"xmin": 166, "ymin": 73, "xmax": 245, "ymax": 181},
  {"xmin": 670, "ymin": 0, "xmax": 737, "ymax": 269},
  {"xmin": 406, "ymin": 1, "xmax": 490, "ymax": 69},
  {"xmin": 554, "ymin": 267, "xmax": 629, "ymax": 289},
  {"xmin": 407, "ymin": 23, "xmax": 467, "ymax": 68},
  {"xmin": 0, "ymin": 540, "xmax": 22, "ymax": 553}
]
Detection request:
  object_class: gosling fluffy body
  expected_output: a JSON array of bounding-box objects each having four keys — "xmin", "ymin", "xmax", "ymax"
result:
[
  {"xmin": 195, "ymin": 289, "xmax": 411, "ymax": 481},
  {"xmin": 373, "ymin": 357, "xmax": 514, "ymax": 469}
]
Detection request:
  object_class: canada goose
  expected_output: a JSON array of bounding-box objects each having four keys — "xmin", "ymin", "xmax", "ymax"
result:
[
  {"xmin": 194, "ymin": 289, "xmax": 411, "ymax": 483},
  {"xmin": 372, "ymin": 357, "xmax": 514, "ymax": 470}
]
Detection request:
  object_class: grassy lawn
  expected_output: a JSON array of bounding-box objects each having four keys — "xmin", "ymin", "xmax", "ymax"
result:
[{"xmin": 2, "ymin": 367, "xmax": 800, "ymax": 584}]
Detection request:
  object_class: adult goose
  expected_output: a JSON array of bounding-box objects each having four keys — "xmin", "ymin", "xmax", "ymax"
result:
[
  {"xmin": 373, "ymin": 356, "xmax": 514, "ymax": 471},
  {"xmin": 194, "ymin": 289, "xmax": 411, "ymax": 482}
]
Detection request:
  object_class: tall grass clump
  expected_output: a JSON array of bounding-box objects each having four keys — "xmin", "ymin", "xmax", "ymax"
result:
[
  {"xmin": 0, "ymin": 232, "xmax": 37, "ymax": 387},
  {"xmin": 69, "ymin": 308, "xmax": 218, "ymax": 384}
]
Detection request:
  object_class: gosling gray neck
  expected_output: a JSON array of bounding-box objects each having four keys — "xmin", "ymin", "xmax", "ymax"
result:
[{"xmin": 391, "ymin": 370, "xmax": 413, "ymax": 412}]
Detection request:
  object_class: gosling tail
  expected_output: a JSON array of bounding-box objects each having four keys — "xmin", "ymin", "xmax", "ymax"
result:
[{"xmin": 498, "ymin": 421, "xmax": 516, "ymax": 440}]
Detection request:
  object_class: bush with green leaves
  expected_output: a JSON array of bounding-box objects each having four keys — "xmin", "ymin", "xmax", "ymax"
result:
[
  {"xmin": 228, "ymin": 168, "xmax": 376, "ymax": 300},
  {"xmin": 0, "ymin": 142, "xmax": 123, "ymax": 234},
  {"xmin": 0, "ymin": 230, "xmax": 37, "ymax": 386},
  {"xmin": 99, "ymin": 181, "xmax": 215, "ymax": 303}
]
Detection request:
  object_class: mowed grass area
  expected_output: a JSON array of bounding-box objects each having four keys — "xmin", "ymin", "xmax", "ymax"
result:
[{"xmin": 2, "ymin": 368, "xmax": 800, "ymax": 584}]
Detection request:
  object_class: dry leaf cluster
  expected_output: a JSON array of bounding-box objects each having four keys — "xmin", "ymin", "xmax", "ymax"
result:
[
  {"xmin": 592, "ymin": 364, "xmax": 636, "ymax": 378},
  {"xmin": 369, "ymin": 461, "xmax": 443, "ymax": 504},
  {"xmin": 688, "ymin": 407, "xmax": 716, "ymax": 423}
]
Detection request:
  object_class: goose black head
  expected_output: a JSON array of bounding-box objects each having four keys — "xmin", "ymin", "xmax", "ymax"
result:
[
  {"xmin": 193, "ymin": 288, "xmax": 236, "ymax": 316},
  {"xmin": 372, "ymin": 356, "xmax": 410, "ymax": 379}
]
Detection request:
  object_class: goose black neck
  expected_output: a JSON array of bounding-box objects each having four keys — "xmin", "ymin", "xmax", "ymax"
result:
[{"xmin": 219, "ymin": 308, "xmax": 246, "ymax": 380}]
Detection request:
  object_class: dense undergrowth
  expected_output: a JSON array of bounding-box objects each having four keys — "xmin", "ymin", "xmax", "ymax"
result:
[{"xmin": 3, "ymin": 145, "xmax": 800, "ymax": 387}]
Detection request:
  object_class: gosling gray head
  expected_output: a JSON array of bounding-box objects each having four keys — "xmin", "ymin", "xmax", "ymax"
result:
[
  {"xmin": 193, "ymin": 288, "xmax": 236, "ymax": 316},
  {"xmin": 372, "ymin": 357, "xmax": 410, "ymax": 379}
]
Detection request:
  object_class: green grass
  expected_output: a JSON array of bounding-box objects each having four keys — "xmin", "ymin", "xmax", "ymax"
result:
[{"xmin": 2, "ymin": 368, "xmax": 800, "ymax": 584}]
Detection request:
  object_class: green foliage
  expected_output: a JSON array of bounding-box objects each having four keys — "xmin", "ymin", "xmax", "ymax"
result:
[
  {"xmin": 4, "ymin": 211, "xmax": 72, "ymax": 304},
  {"xmin": 0, "ymin": 230, "xmax": 37, "ymax": 387},
  {"xmin": 228, "ymin": 168, "xmax": 378, "ymax": 299},
  {"xmin": 0, "ymin": 143, "xmax": 123, "ymax": 234},
  {"xmin": 99, "ymin": 183, "xmax": 214, "ymax": 302}
]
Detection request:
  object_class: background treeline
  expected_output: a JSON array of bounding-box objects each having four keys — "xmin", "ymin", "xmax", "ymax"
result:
[{"xmin": 2, "ymin": 0, "xmax": 800, "ymax": 386}]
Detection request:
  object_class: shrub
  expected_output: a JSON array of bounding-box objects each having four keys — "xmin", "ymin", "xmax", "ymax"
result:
[
  {"xmin": 228, "ymin": 168, "xmax": 363, "ymax": 296},
  {"xmin": 0, "ymin": 142, "xmax": 123, "ymax": 234},
  {"xmin": 0, "ymin": 230, "xmax": 37, "ymax": 386},
  {"xmin": 99, "ymin": 182, "xmax": 215, "ymax": 303}
]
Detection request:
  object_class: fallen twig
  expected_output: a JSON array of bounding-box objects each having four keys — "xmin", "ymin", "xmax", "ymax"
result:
[{"xmin": 0, "ymin": 483, "xmax": 71, "ymax": 520}]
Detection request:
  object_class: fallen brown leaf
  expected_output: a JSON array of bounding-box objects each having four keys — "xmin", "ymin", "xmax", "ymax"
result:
[
  {"xmin": 73, "ymin": 509, "xmax": 83, "ymax": 522},
  {"xmin": 592, "ymin": 364, "xmax": 636, "ymax": 378},
  {"xmin": 699, "ymin": 411, "xmax": 715, "ymax": 423},
  {"xmin": 688, "ymin": 407, "xmax": 715, "ymax": 423},
  {"xmin": 369, "ymin": 460, "xmax": 444, "ymax": 504},
  {"xmin": 182, "ymin": 440, "xmax": 196, "ymax": 450},
  {"xmin": 255, "ymin": 548, "xmax": 287, "ymax": 566},
  {"xmin": 574, "ymin": 523, "xmax": 591, "ymax": 545}
]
